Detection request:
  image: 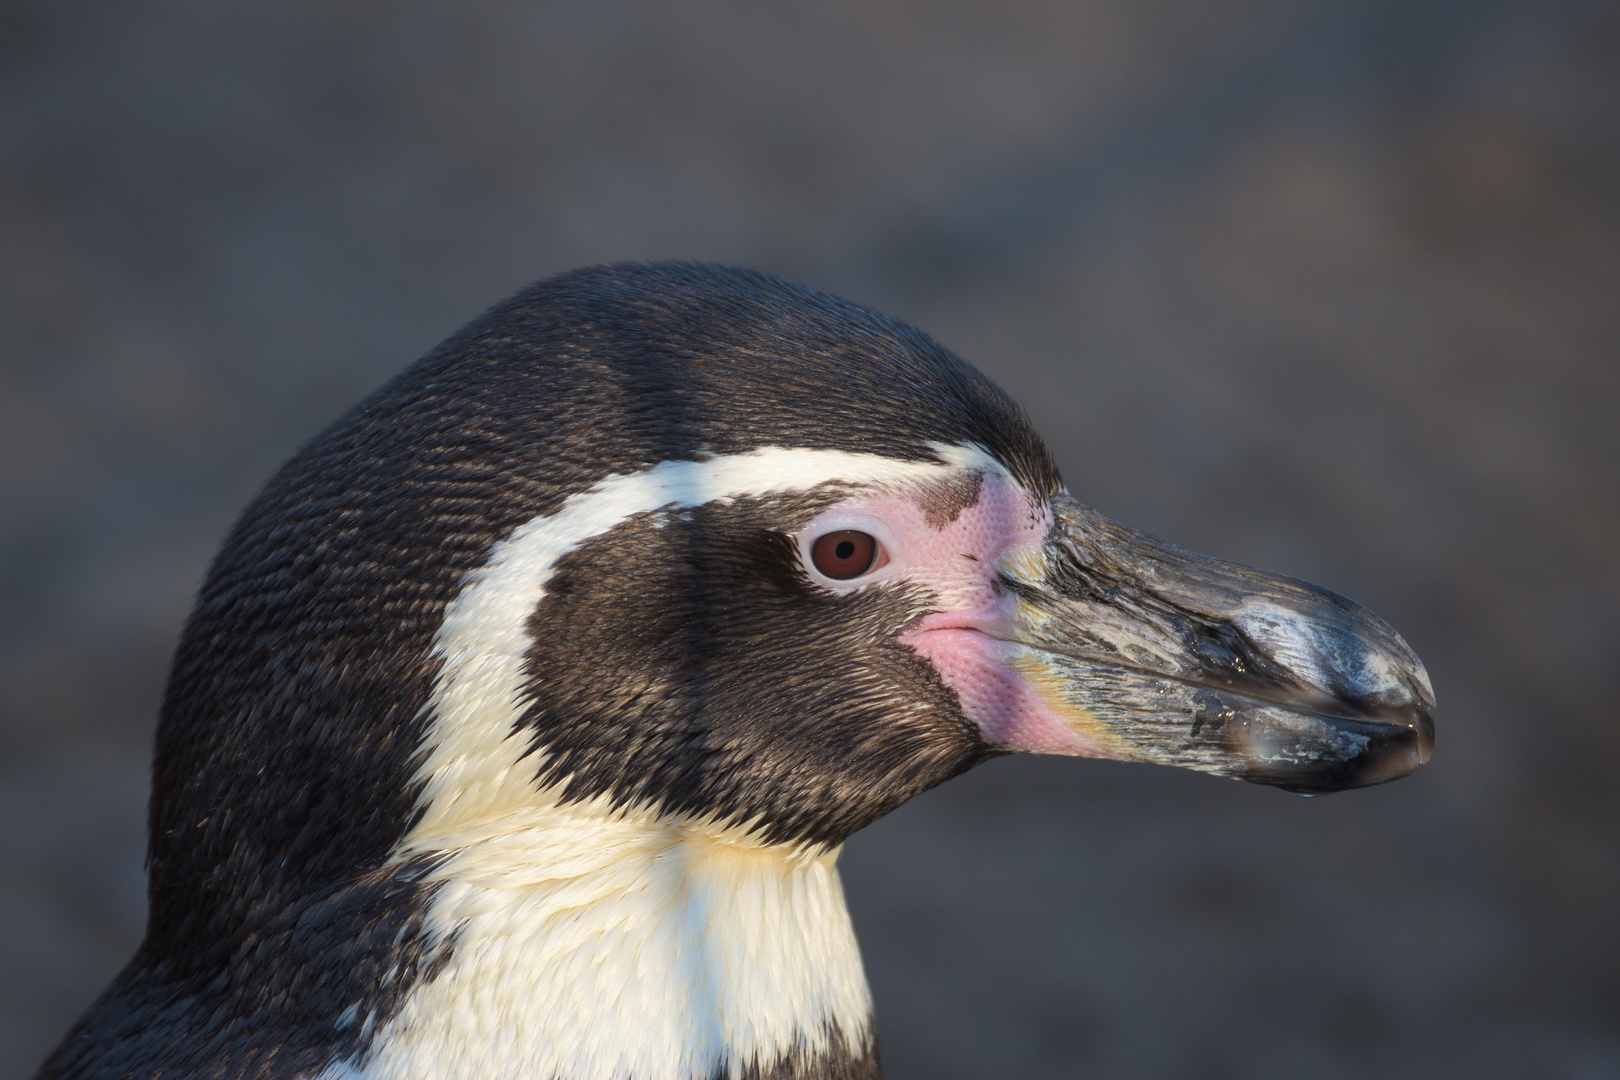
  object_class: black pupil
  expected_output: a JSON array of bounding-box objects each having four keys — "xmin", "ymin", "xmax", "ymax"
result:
[{"xmin": 835, "ymin": 540, "xmax": 855, "ymax": 559}]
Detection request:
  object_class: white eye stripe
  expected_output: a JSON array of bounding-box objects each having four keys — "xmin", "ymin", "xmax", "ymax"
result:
[{"xmin": 406, "ymin": 442, "xmax": 1007, "ymax": 844}]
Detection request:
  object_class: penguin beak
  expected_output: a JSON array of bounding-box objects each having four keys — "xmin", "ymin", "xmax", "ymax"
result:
[{"xmin": 1001, "ymin": 496, "xmax": 1434, "ymax": 793}]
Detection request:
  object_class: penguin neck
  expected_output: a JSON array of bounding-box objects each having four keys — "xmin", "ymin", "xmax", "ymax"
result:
[{"xmin": 340, "ymin": 798, "xmax": 878, "ymax": 1080}]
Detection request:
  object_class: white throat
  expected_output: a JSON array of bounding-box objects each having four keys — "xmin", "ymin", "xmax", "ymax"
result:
[{"xmin": 327, "ymin": 799, "xmax": 873, "ymax": 1080}]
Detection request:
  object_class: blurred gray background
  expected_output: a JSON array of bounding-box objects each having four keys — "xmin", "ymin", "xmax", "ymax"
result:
[{"xmin": 2, "ymin": 0, "xmax": 1617, "ymax": 1077}]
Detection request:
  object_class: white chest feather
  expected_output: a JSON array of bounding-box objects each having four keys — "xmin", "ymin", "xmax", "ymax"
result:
[{"xmin": 323, "ymin": 805, "xmax": 872, "ymax": 1080}]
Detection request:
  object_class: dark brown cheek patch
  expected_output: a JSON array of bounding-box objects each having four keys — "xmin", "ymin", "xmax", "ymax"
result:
[{"xmin": 918, "ymin": 469, "xmax": 985, "ymax": 527}]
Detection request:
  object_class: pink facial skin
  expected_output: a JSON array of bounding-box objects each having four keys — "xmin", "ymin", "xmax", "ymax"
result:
[{"xmin": 796, "ymin": 471, "xmax": 1122, "ymax": 760}]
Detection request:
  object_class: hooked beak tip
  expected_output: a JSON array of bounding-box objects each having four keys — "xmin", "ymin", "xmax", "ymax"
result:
[{"xmin": 1264, "ymin": 700, "xmax": 1434, "ymax": 795}]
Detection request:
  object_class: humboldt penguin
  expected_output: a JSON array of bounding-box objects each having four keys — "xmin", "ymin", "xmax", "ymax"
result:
[{"xmin": 37, "ymin": 262, "xmax": 1433, "ymax": 1080}]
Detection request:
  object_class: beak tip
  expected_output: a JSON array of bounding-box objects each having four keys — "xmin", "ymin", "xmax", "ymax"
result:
[
  {"xmin": 1415, "ymin": 711, "xmax": 1436, "ymax": 766},
  {"xmin": 1271, "ymin": 703, "xmax": 1434, "ymax": 794}
]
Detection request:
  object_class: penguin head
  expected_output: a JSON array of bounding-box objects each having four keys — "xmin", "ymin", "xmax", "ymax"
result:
[{"xmin": 148, "ymin": 259, "xmax": 1432, "ymax": 956}]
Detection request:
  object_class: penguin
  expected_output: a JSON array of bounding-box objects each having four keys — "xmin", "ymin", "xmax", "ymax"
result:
[{"xmin": 36, "ymin": 262, "xmax": 1434, "ymax": 1080}]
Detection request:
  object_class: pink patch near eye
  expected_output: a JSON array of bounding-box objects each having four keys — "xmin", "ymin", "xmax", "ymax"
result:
[
  {"xmin": 908, "ymin": 628, "xmax": 1114, "ymax": 757},
  {"xmin": 811, "ymin": 471, "xmax": 1120, "ymax": 760}
]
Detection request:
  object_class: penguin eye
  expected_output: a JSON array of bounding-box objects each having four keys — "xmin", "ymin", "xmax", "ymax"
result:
[{"xmin": 810, "ymin": 530, "xmax": 884, "ymax": 580}]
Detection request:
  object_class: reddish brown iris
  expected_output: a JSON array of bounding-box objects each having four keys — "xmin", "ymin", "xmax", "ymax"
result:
[{"xmin": 810, "ymin": 530, "xmax": 880, "ymax": 580}]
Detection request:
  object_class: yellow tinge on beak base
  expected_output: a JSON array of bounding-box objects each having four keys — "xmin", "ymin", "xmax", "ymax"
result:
[{"xmin": 1003, "ymin": 645, "xmax": 1138, "ymax": 761}]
